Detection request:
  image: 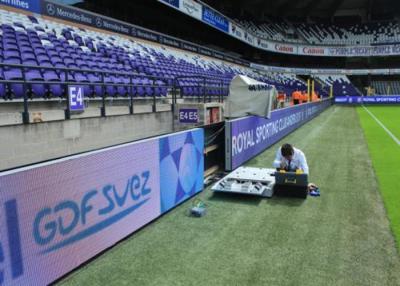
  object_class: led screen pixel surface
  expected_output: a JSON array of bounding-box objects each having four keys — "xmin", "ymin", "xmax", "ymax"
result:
[{"xmin": 0, "ymin": 128, "xmax": 204, "ymax": 285}]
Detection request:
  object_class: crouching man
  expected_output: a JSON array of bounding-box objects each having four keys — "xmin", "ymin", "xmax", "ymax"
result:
[{"xmin": 273, "ymin": 143, "xmax": 309, "ymax": 174}]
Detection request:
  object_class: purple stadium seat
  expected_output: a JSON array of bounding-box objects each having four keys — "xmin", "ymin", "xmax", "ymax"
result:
[
  {"xmin": 74, "ymin": 73, "xmax": 91, "ymax": 97},
  {"xmin": 43, "ymin": 70, "xmax": 64, "ymax": 98},
  {"xmin": 0, "ymin": 69, "xmax": 5, "ymax": 99},
  {"xmin": 4, "ymin": 69, "xmax": 24, "ymax": 99},
  {"xmin": 21, "ymin": 52, "xmax": 36, "ymax": 62},
  {"xmin": 25, "ymin": 70, "xmax": 45, "ymax": 98},
  {"xmin": 87, "ymin": 73, "xmax": 103, "ymax": 97},
  {"xmin": 104, "ymin": 75, "xmax": 116, "ymax": 97}
]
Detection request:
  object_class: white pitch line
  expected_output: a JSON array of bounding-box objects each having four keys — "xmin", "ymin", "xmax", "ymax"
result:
[{"xmin": 363, "ymin": 105, "xmax": 400, "ymax": 146}]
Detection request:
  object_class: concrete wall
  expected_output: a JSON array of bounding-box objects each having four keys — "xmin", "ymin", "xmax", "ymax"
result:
[{"xmin": 0, "ymin": 110, "xmax": 173, "ymax": 171}]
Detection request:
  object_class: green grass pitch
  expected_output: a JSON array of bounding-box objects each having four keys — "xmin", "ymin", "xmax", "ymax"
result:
[
  {"xmin": 357, "ymin": 106, "xmax": 400, "ymax": 250},
  {"xmin": 58, "ymin": 106, "xmax": 400, "ymax": 286}
]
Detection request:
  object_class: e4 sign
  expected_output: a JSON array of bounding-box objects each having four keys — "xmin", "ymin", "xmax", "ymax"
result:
[{"xmin": 68, "ymin": 86, "xmax": 85, "ymax": 112}]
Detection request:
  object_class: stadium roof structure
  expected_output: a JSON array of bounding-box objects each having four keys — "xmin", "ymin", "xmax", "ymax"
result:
[{"xmin": 202, "ymin": 0, "xmax": 399, "ymax": 19}]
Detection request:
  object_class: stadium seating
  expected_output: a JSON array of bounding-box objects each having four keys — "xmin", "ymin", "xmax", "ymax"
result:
[
  {"xmin": 316, "ymin": 75, "xmax": 362, "ymax": 96},
  {"xmin": 0, "ymin": 8, "xmax": 360, "ymax": 104},
  {"xmin": 236, "ymin": 19, "xmax": 302, "ymax": 43},
  {"xmin": 0, "ymin": 9, "xmax": 316, "ymax": 101},
  {"xmin": 371, "ymin": 80, "xmax": 400, "ymax": 95},
  {"xmin": 298, "ymin": 21, "xmax": 400, "ymax": 45},
  {"xmin": 0, "ymin": 9, "xmax": 220, "ymax": 99},
  {"xmin": 235, "ymin": 18, "xmax": 400, "ymax": 46}
]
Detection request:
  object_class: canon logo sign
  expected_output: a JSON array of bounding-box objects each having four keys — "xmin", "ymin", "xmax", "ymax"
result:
[{"xmin": 275, "ymin": 44, "xmax": 294, "ymax": 53}]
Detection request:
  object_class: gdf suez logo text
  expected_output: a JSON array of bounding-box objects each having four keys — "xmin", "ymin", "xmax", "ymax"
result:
[{"xmin": 0, "ymin": 200, "xmax": 24, "ymax": 285}]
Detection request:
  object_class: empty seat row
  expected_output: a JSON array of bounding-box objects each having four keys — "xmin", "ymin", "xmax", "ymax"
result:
[{"xmin": 0, "ymin": 8, "xmax": 337, "ymax": 100}]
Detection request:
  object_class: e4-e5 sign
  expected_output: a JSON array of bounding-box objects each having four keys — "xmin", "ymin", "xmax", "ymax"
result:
[{"xmin": 179, "ymin": 108, "xmax": 199, "ymax": 123}]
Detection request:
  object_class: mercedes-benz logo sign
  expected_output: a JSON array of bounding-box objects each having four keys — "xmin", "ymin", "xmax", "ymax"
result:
[
  {"xmin": 95, "ymin": 18, "xmax": 102, "ymax": 28},
  {"xmin": 46, "ymin": 3, "xmax": 56, "ymax": 16}
]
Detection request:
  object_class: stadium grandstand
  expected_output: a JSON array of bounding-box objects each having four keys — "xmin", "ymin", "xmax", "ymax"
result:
[
  {"xmin": 236, "ymin": 19, "xmax": 400, "ymax": 45},
  {"xmin": 0, "ymin": 0, "xmax": 400, "ymax": 285}
]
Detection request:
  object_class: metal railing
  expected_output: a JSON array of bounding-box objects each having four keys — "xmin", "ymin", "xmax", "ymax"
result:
[
  {"xmin": 0, "ymin": 62, "xmax": 229, "ymax": 123},
  {"xmin": 175, "ymin": 75, "xmax": 226, "ymax": 104}
]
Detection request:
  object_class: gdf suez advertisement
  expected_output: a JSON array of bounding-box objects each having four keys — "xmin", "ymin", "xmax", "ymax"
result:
[{"xmin": 0, "ymin": 129, "xmax": 204, "ymax": 285}]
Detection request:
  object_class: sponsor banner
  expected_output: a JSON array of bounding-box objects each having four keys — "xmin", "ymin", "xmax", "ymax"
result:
[
  {"xmin": 42, "ymin": 1, "xmax": 92, "ymax": 25},
  {"xmin": 256, "ymin": 37, "xmax": 269, "ymax": 50},
  {"xmin": 346, "ymin": 69, "xmax": 369, "ymax": 75},
  {"xmin": 202, "ymin": 6, "xmax": 229, "ymax": 33},
  {"xmin": 40, "ymin": 1, "xmax": 246, "ymax": 66},
  {"xmin": 131, "ymin": 27, "xmax": 161, "ymax": 43},
  {"xmin": 390, "ymin": 68, "xmax": 400, "ymax": 74},
  {"xmin": 229, "ymin": 22, "xmax": 245, "ymax": 41},
  {"xmin": 298, "ymin": 46, "xmax": 327, "ymax": 56},
  {"xmin": 36, "ymin": 0, "xmax": 400, "ymax": 65},
  {"xmin": 236, "ymin": 58, "xmax": 250, "ymax": 66},
  {"xmin": 335, "ymin": 96, "xmax": 400, "ymax": 104},
  {"xmin": 94, "ymin": 17, "xmax": 131, "ymax": 34},
  {"xmin": 0, "ymin": 129, "xmax": 204, "ymax": 285},
  {"xmin": 159, "ymin": 130, "xmax": 204, "ymax": 213},
  {"xmin": 38, "ymin": 0, "xmax": 400, "ymax": 64},
  {"xmin": 250, "ymin": 63, "xmax": 307, "ymax": 74},
  {"xmin": 180, "ymin": 0, "xmax": 202, "ymax": 20},
  {"xmin": 198, "ymin": 47, "xmax": 213, "ymax": 57},
  {"xmin": 369, "ymin": 69, "xmax": 390, "ymax": 75},
  {"xmin": 325, "ymin": 45, "xmax": 400, "ymax": 57},
  {"xmin": 159, "ymin": 35, "xmax": 181, "ymax": 48},
  {"xmin": 159, "ymin": 0, "xmax": 202, "ymax": 21},
  {"xmin": 250, "ymin": 63, "xmax": 400, "ymax": 76},
  {"xmin": 180, "ymin": 42, "xmax": 199, "ymax": 53},
  {"xmin": 225, "ymin": 100, "xmax": 332, "ymax": 170},
  {"xmin": 212, "ymin": 52, "xmax": 224, "ymax": 60},
  {"xmin": 274, "ymin": 44, "xmax": 297, "ymax": 54},
  {"xmin": 0, "ymin": 0, "xmax": 40, "ymax": 13},
  {"xmin": 223, "ymin": 55, "xmax": 235, "ymax": 63},
  {"xmin": 43, "ymin": 0, "xmax": 127, "ymax": 33},
  {"xmin": 159, "ymin": 0, "xmax": 400, "ymax": 57},
  {"xmin": 158, "ymin": 0, "xmax": 179, "ymax": 9},
  {"xmin": 363, "ymin": 96, "xmax": 400, "ymax": 103},
  {"xmin": 243, "ymin": 31, "xmax": 255, "ymax": 45},
  {"xmin": 334, "ymin": 96, "xmax": 363, "ymax": 104},
  {"xmin": 262, "ymin": 37, "xmax": 400, "ymax": 57}
]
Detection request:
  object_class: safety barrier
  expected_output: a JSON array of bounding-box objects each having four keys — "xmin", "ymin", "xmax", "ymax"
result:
[
  {"xmin": 0, "ymin": 62, "xmax": 228, "ymax": 124},
  {"xmin": 0, "ymin": 128, "xmax": 204, "ymax": 285},
  {"xmin": 225, "ymin": 99, "xmax": 332, "ymax": 170},
  {"xmin": 334, "ymin": 96, "xmax": 400, "ymax": 104}
]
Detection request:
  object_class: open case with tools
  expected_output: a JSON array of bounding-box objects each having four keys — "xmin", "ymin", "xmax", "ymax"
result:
[
  {"xmin": 273, "ymin": 171, "xmax": 309, "ymax": 199},
  {"xmin": 211, "ymin": 166, "xmax": 276, "ymax": 198},
  {"xmin": 211, "ymin": 167, "xmax": 309, "ymax": 199}
]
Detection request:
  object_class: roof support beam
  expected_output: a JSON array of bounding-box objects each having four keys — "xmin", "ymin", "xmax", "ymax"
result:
[
  {"xmin": 277, "ymin": 0, "xmax": 297, "ymax": 15},
  {"xmin": 329, "ymin": 0, "xmax": 346, "ymax": 17},
  {"xmin": 367, "ymin": 0, "xmax": 374, "ymax": 20},
  {"xmin": 300, "ymin": 0, "xmax": 322, "ymax": 16}
]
